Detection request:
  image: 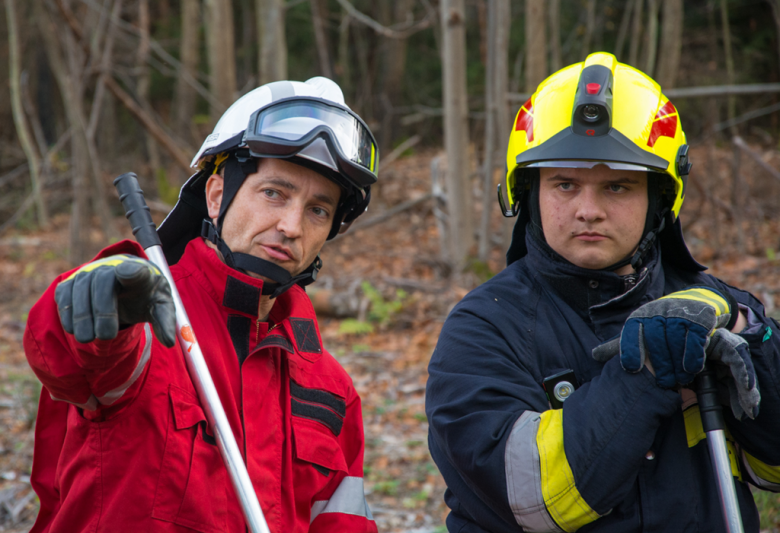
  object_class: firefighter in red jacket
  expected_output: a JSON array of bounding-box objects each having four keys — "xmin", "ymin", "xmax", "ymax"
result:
[{"xmin": 23, "ymin": 77, "xmax": 379, "ymax": 533}]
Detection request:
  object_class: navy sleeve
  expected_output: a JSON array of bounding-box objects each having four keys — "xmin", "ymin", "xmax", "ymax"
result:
[{"xmin": 715, "ymin": 280, "xmax": 780, "ymax": 465}]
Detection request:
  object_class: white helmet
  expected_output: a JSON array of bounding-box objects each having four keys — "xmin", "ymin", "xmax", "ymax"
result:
[
  {"xmin": 158, "ymin": 77, "xmax": 379, "ymax": 298},
  {"xmin": 191, "ymin": 77, "xmax": 350, "ymax": 167}
]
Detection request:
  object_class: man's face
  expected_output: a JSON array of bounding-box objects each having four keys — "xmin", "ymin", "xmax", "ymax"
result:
[
  {"xmin": 538, "ymin": 165, "xmax": 648, "ymax": 272},
  {"xmin": 206, "ymin": 158, "xmax": 341, "ymax": 279}
]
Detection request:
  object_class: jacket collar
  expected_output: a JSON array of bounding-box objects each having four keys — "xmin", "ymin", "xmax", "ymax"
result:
[
  {"xmin": 524, "ymin": 232, "xmax": 665, "ymax": 338},
  {"xmin": 178, "ymin": 238, "xmax": 324, "ymax": 362}
]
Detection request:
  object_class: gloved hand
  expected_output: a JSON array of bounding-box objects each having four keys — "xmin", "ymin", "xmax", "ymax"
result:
[
  {"xmin": 707, "ymin": 328, "xmax": 760, "ymax": 420},
  {"xmin": 54, "ymin": 255, "xmax": 176, "ymax": 347},
  {"xmin": 611, "ymin": 286, "xmax": 736, "ymax": 389}
]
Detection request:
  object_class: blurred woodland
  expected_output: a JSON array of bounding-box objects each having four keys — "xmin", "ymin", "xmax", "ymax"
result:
[{"xmin": 3, "ymin": 0, "xmax": 780, "ymax": 531}]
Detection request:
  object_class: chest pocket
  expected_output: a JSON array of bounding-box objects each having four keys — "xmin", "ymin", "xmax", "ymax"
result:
[
  {"xmin": 152, "ymin": 385, "xmax": 228, "ymax": 533},
  {"xmin": 290, "ymin": 378, "xmax": 348, "ymax": 481}
]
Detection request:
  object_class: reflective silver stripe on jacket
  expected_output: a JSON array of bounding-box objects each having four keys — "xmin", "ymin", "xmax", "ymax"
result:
[
  {"xmin": 49, "ymin": 324, "xmax": 152, "ymax": 411},
  {"xmin": 310, "ymin": 476, "xmax": 374, "ymax": 523},
  {"xmin": 96, "ymin": 324, "xmax": 153, "ymax": 406},
  {"xmin": 505, "ymin": 411, "xmax": 564, "ymax": 533},
  {"xmin": 50, "ymin": 392, "xmax": 98, "ymax": 411},
  {"xmin": 742, "ymin": 450, "xmax": 780, "ymax": 492}
]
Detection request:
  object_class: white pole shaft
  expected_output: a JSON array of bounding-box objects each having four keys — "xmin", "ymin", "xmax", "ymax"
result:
[
  {"xmin": 146, "ymin": 245, "xmax": 270, "ymax": 533},
  {"xmin": 706, "ymin": 429, "xmax": 744, "ymax": 533}
]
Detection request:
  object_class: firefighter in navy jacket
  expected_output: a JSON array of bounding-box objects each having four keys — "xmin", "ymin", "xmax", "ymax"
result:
[
  {"xmin": 24, "ymin": 78, "xmax": 379, "ymax": 532},
  {"xmin": 426, "ymin": 53, "xmax": 780, "ymax": 532}
]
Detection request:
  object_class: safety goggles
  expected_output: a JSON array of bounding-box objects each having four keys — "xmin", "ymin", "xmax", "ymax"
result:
[{"xmin": 244, "ymin": 97, "xmax": 378, "ymax": 189}]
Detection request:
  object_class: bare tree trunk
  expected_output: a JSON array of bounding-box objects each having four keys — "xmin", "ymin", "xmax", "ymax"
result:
[
  {"xmin": 582, "ymin": 0, "xmax": 597, "ymax": 56},
  {"xmin": 479, "ymin": 0, "xmax": 498, "ymax": 261},
  {"xmin": 628, "ymin": 0, "xmax": 643, "ymax": 67},
  {"xmin": 137, "ymin": 0, "xmax": 163, "ymax": 174},
  {"xmin": 83, "ymin": 0, "xmax": 121, "ymax": 240},
  {"xmin": 378, "ymin": 0, "xmax": 413, "ymax": 156},
  {"xmin": 768, "ymin": 1, "xmax": 780, "ymax": 79},
  {"xmin": 206, "ymin": 0, "xmax": 237, "ymax": 122},
  {"xmin": 337, "ymin": 10, "xmax": 351, "ymax": 94},
  {"xmin": 5, "ymin": 0, "xmax": 47, "ymax": 227},
  {"xmin": 38, "ymin": 5, "xmax": 90, "ymax": 263},
  {"xmin": 495, "ymin": 0, "xmax": 512, "ymax": 254},
  {"xmin": 720, "ymin": 0, "xmax": 736, "ymax": 131},
  {"xmin": 641, "ymin": 0, "xmax": 660, "ymax": 76},
  {"xmin": 441, "ymin": 0, "xmax": 473, "ymax": 269},
  {"xmin": 175, "ymin": 0, "xmax": 201, "ymax": 142},
  {"xmin": 257, "ymin": 0, "xmax": 287, "ymax": 84},
  {"xmin": 310, "ymin": 0, "xmax": 333, "ymax": 79},
  {"xmin": 614, "ymin": 0, "xmax": 635, "ymax": 61},
  {"xmin": 548, "ymin": 0, "xmax": 561, "ymax": 72},
  {"xmin": 525, "ymin": 0, "xmax": 547, "ymax": 92},
  {"xmin": 655, "ymin": 0, "xmax": 683, "ymax": 88}
]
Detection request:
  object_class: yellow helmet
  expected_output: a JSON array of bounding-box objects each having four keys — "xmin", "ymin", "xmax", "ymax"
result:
[
  {"xmin": 501, "ymin": 52, "xmax": 690, "ymax": 220},
  {"xmin": 501, "ymin": 52, "xmax": 703, "ymax": 272}
]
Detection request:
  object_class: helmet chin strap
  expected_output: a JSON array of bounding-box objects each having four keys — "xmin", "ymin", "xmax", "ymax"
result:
[
  {"xmin": 201, "ymin": 220, "xmax": 321, "ymax": 299},
  {"xmin": 604, "ymin": 208, "xmax": 670, "ymax": 273}
]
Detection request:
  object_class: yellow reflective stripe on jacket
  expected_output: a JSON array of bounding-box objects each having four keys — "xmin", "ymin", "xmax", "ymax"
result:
[
  {"xmin": 744, "ymin": 452, "xmax": 780, "ymax": 484},
  {"xmin": 537, "ymin": 409, "xmax": 601, "ymax": 532},
  {"xmin": 63, "ymin": 255, "xmax": 160, "ymax": 281},
  {"xmin": 660, "ymin": 288, "xmax": 729, "ymax": 316},
  {"xmin": 683, "ymin": 405, "xmax": 742, "ymax": 481}
]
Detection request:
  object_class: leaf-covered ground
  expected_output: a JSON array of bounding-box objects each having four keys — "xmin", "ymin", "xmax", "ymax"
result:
[{"xmin": 2, "ymin": 144, "xmax": 780, "ymax": 532}]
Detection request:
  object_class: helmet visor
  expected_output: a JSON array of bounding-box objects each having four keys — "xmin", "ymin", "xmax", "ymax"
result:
[
  {"xmin": 526, "ymin": 160, "xmax": 655, "ymax": 172},
  {"xmin": 245, "ymin": 98, "xmax": 378, "ymax": 188}
]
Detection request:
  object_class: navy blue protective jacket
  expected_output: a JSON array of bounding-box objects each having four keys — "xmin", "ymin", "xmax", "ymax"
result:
[{"xmin": 426, "ymin": 233, "xmax": 780, "ymax": 532}]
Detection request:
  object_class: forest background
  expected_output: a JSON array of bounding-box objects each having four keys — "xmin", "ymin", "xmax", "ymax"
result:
[{"xmin": 2, "ymin": 0, "xmax": 780, "ymax": 531}]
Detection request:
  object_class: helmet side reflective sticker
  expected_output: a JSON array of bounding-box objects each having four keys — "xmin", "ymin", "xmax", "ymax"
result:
[
  {"xmin": 648, "ymin": 101, "xmax": 678, "ymax": 148},
  {"xmin": 515, "ymin": 98, "xmax": 534, "ymax": 142}
]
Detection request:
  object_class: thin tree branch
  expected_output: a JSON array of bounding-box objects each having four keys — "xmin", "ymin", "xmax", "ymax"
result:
[
  {"xmin": 6, "ymin": 0, "xmax": 47, "ymax": 226},
  {"xmin": 378, "ymin": 135, "xmax": 421, "ymax": 172},
  {"xmin": 333, "ymin": 0, "xmax": 433, "ymax": 39},
  {"xmin": 733, "ymin": 136, "xmax": 780, "ymax": 184},
  {"xmin": 78, "ymin": 0, "xmax": 225, "ymax": 111},
  {"xmin": 0, "ymin": 194, "xmax": 36, "ymax": 236},
  {"xmin": 52, "ymin": 0, "xmax": 194, "ymax": 172}
]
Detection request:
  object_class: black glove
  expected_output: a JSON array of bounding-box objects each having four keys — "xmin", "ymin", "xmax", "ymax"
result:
[{"xmin": 54, "ymin": 254, "xmax": 176, "ymax": 347}]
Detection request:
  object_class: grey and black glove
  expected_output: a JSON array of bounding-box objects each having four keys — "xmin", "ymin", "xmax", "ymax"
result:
[
  {"xmin": 54, "ymin": 254, "xmax": 176, "ymax": 347},
  {"xmin": 606, "ymin": 286, "xmax": 737, "ymax": 389},
  {"xmin": 707, "ymin": 328, "xmax": 761, "ymax": 420}
]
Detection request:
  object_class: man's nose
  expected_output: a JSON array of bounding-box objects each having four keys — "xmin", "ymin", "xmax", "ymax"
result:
[
  {"xmin": 575, "ymin": 187, "xmax": 606, "ymax": 222},
  {"xmin": 276, "ymin": 203, "xmax": 304, "ymax": 238}
]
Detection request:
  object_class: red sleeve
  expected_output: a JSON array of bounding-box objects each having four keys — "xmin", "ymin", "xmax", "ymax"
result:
[
  {"xmin": 23, "ymin": 240, "xmax": 151, "ymax": 413},
  {"xmin": 309, "ymin": 386, "xmax": 377, "ymax": 533}
]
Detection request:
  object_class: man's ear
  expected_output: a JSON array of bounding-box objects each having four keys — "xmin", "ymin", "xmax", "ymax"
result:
[{"xmin": 205, "ymin": 174, "xmax": 224, "ymax": 221}]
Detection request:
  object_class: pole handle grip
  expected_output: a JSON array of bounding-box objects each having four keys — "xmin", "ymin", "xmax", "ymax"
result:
[
  {"xmin": 696, "ymin": 363, "xmax": 725, "ymax": 433},
  {"xmin": 113, "ymin": 173, "xmax": 161, "ymax": 250}
]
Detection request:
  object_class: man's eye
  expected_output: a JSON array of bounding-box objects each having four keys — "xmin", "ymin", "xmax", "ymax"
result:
[
  {"xmin": 312, "ymin": 207, "xmax": 329, "ymax": 218},
  {"xmin": 609, "ymin": 184, "xmax": 626, "ymax": 192},
  {"xmin": 558, "ymin": 183, "xmax": 573, "ymax": 191},
  {"xmin": 263, "ymin": 189, "xmax": 280, "ymax": 198}
]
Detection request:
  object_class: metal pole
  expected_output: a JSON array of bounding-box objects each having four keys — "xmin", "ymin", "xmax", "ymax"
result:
[
  {"xmin": 114, "ymin": 173, "xmax": 270, "ymax": 533},
  {"xmin": 696, "ymin": 365, "xmax": 744, "ymax": 533}
]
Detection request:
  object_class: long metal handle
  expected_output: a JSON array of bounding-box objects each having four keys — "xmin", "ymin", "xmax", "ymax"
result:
[
  {"xmin": 114, "ymin": 173, "xmax": 270, "ymax": 533},
  {"xmin": 697, "ymin": 365, "xmax": 744, "ymax": 533}
]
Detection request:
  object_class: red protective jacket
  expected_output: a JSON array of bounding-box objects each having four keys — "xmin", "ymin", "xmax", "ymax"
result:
[{"xmin": 24, "ymin": 237, "xmax": 377, "ymax": 533}]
